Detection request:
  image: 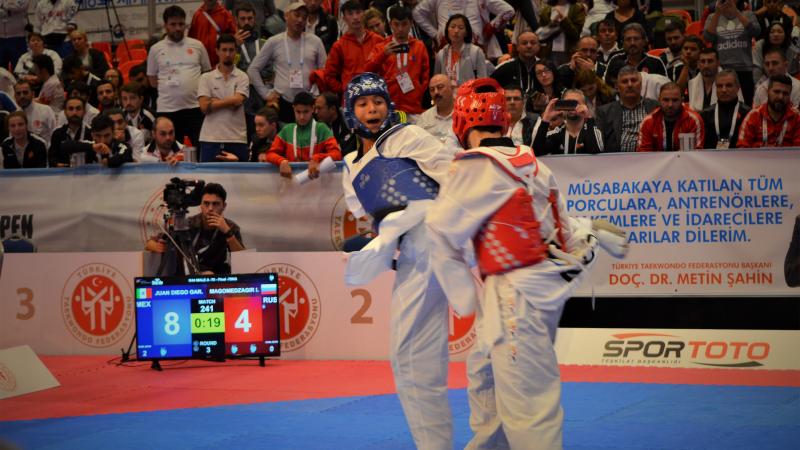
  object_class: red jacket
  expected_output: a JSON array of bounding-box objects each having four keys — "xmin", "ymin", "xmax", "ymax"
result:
[
  {"xmin": 323, "ymin": 31, "xmax": 384, "ymax": 96},
  {"xmin": 637, "ymin": 106, "xmax": 704, "ymax": 151},
  {"xmin": 736, "ymin": 103, "xmax": 800, "ymax": 148},
  {"xmin": 363, "ymin": 37, "xmax": 430, "ymax": 115},
  {"xmin": 188, "ymin": 2, "xmax": 236, "ymax": 67}
]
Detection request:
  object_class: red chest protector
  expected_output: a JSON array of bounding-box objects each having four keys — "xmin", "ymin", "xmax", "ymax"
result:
[{"xmin": 458, "ymin": 145, "xmax": 564, "ymax": 277}]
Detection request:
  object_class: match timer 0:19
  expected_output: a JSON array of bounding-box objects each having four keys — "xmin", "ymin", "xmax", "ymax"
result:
[{"xmin": 191, "ymin": 312, "xmax": 225, "ymax": 333}]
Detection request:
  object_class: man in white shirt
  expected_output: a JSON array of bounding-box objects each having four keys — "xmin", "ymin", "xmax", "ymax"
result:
[
  {"xmin": 198, "ymin": 34, "xmax": 250, "ymax": 162},
  {"xmin": 33, "ymin": 54, "xmax": 64, "ymax": 113},
  {"xmin": 753, "ymin": 48, "xmax": 800, "ymax": 107},
  {"xmin": 415, "ymin": 74, "xmax": 457, "ymax": 146},
  {"xmin": 247, "ymin": 2, "xmax": 327, "ymax": 124},
  {"xmin": 147, "ymin": 5, "xmax": 212, "ymax": 147},
  {"xmin": 139, "ymin": 117, "xmax": 184, "ymax": 164},
  {"xmin": 14, "ymin": 80, "xmax": 55, "ymax": 146}
]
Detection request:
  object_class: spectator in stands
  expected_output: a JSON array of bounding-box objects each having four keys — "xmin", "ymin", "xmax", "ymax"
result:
[
  {"xmin": 1, "ymin": 111, "xmax": 48, "ymax": 168},
  {"xmin": 603, "ymin": 0, "xmax": 651, "ymax": 45},
  {"xmin": 637, "ymin": 82, "xmax": 704, "ymax": 151},
  {"xmin": 701, "ymin": 69, "xmax": 751, "ymax": 149},
  {"xmin": 433, "ymin": 14, "xmax": 488, "ymax": 87},
  {"xmin": 669, "ymin": 35, "xmax": 702, "ymax": 89},
  {"xmin": 537, "ymin": 0, "xmax": 587, "ymax": 67},
  {"xmin": 106, "ymin": 108, "xmax": 146, "ymax": 162},
  {"xmin": 531, "ymin": 59, "xmax": 565, "ymax": 113},
  {"xmin": 738, "ymin": 74, "xmax": 800, "ymax": 148},
  {"xmin": 14, "ymin": 32, "xmax": 62, "ymax": 86},
  {"xmin": 248, "ymin": 106, "xmax": 279, "ymax": 162},
  {"xmin": 364, "ymin": 5, "xmax": 429, "ymax": 120},
  {"xmin": 129, "ymin": 63, "xmax": 157, "ymax": 112},
  {"xmin": 595, "ymin": 18, "xmax": 622, "ymax": 65},
  {"xmin": 323, "ymin": 1, "xmax": 383, "ymax": 98},
  {"xmin": 105, "ymin": 68, "xmax": 123, "ymax": 95},
  {"xmin": 753, "ymin": 20, "xmax": 799, "ymax": 81},
  {"xmin": 660, "ymin": 20, "xmax": 685, "ymax": 70},
  {"xmin": 504, "ymin": 84, "xmax": 541, "ymax": 146},
  {"xmin": 364, "ymin": 7, "xmax": 388, "ymax": 37},
  {"xmin": 224, "ymin": 0, "xmax": 282, "ymax": 39},
  {"xmin": 33, "ymin": 54, "xmax": 64, "ymax": 113},
  {"xmin": 56, "ymin": 80, "xmax": 99, "ymax": 128},
  {"xmin": 248, "ymin": 2, "xmax": 327, "ymax": 124},
  {"xmin": 689, "ymin": 47, "xmax": 731, "ymax": 112},
  {"xmin": 491, "ymin": 31, "xmax": 541, "ymax": 113},
  {"xmin": 64, "ymin": 30, "xmax": 109, "ymax": 79},
  {"xmin": 266, "ymin": 91, "xmax": 341, "ymax": 178},
  {"xmin": 412, "ymin": 0, "xmax": 514, "ymax": 60},
  {"xmin": 314, "ymin": 91, "xmax": 356, "ymax": 154},
  {"xmin": 753, "ymin": 48, "xmax": 800, "ymax": 107},
  {"xmin": 533, "ymin": 90, "xmax": 604, "ymax": 154},
  {"xmin": 121, "ymin": 82, "xmax": 155, "ymax": 144},
  {"xmin": 14, "ymin": 80, "xmax": 56, "ymax": 146},
  {"xmin": 234, "ymin": 2, "xmax": 270, "ymax": 137},
  {"xmin": 596, "ymin": 65, "xmax": 658, "ymax": 152},
  {"xmin": 754, "ymin": 0, "xmax": 793, "ymax": 42},
  {"xmin": 147, "ymin": 5, "xmax": 212, "ymax": 147},
  {"xmin": 0, "ymin": 0, "xmax": 29, "ymax": 71},
  {"xmin": 139, "ymin": 116, "xmax": 184, "ymax": 164},
  {"xmin": 704, "ymin": 0, "xmax": 760, "ymax": 105},
  {"xmin": 575, "ymin": 68, "xmax": 615, "ymax": 116},
  {"xmin": 62, "ymin": 56, "xmax": 102, "ymax": 108},
  {"xmin": 62, "ymin": 114, "xmax": 133, "ymax": 167},
  {"xmin": 96, "ymin": 79, "xmax": 119, "ymax": 111},
  {"xmin": 605, "ymin": 23, "xmax": 666, "ymax": 86},
  {"xmin": 49, "ymin": 96, "xmax": 90, "ymax": 167},
  {"xmin": 189, "ymin": 0, "xmax": 236, "ymax": 68},
  {"xmin": 304, "ymin": 0, "xmax": 338, "ymax": 52},
  {"xmin": 198, "ymin": 34, "xmax": 250, "ymax": 162},
  {"xmin": 416, "ymin": 74, "xmax": 457, "ymax": 145},
  {"xmin": 556, "ymin": 35, "xmax": 606, "ymax": 89},
  {"xmin": 34, "ymin": 0, "xmax": 78, "ymax": 53}
]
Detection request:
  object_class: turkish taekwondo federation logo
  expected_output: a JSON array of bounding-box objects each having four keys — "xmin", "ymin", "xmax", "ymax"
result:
[
  {"xmin": 601, "ymin": 333, "xmax": 771, "ymax": 368},
  {"xmin": 61, "ymin": 264, "xmax": 134, "ymax": 347},
  {"xmin": 258, "ymin": 263, "xmax": 321, "ymax": 352},
  {"xmin": 0, "ymin": 362, "xmax": 16, "ymax": 391}
]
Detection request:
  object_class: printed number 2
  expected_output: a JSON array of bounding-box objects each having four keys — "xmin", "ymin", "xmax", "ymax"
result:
[
  {"xmin": 16, "ymin": 287, "xmax": 35, "ymax": 320},
  {"xmin": 350, "ymin": 289, "xmax": 373, "ymax": 324}
]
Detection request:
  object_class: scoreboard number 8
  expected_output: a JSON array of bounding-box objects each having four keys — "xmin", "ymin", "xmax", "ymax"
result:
[{"xmin": 164, "ymin": 311, "xmax": 181, "ymax": 335}]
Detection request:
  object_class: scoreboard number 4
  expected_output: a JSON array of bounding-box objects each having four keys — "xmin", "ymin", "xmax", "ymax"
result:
[{"xmin": 235, "ymin": 309, "xmax": 252, "ymax": 333}]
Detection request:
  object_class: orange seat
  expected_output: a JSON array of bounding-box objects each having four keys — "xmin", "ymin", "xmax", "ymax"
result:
[
  {"xmin": 119, "ymin": 59, "xmax": 144, "ymax": 83},
  {"xmin": 91, "ymin": 41, "xmax": 112, "ymax": 55},
  {"xmin": 664, "ymin": 9, "xmax": 693, "ymax": 26},
  {"xmin": 129, "ymin": 48, "xmax": 147, "ymax": 61},
  {"xmin": 116, "ymin": 40, "xmax": 147, "ymax": 63},
  {"xmin": 647, "ymin": 48, "xmax": 667, "ymax": 57},
  {"xmin": 686, "ymin": 21, "xmax": 704, "ymax": 37}
]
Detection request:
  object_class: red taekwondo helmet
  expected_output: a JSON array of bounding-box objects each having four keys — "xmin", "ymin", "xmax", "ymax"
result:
[{"xmin": 452, "ymin": 77, "xmax": 509, "ymax": 148}]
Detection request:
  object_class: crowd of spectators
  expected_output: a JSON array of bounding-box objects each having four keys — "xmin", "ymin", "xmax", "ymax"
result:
[{"xmin": 2, "ymin": 0, "xmax": 800, "ymax": 169}]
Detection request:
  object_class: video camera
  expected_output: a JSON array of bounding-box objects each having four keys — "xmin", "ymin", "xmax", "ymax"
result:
[{"xmin": 163, "ymin": 178, "xmax": 205, "ymax": 212}]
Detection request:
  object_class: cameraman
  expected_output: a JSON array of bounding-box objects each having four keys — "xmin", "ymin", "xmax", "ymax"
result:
[{"xmin": 146, "ymin": 182, "xmax": 244, "ymax": 275}]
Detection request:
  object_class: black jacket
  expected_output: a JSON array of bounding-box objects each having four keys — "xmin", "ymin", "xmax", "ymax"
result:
[
  {"xmin": 312, "ymin": 11, "xmax": 339, "ymax": 53},
  {"xmin": 533, "ymin": 118, "xmax": 604, "ymax": 155},
  {"xmin": 1, "ymin": 134, "xmax": 49, "ymax": 168},
  {"xmin": 49, "ymin": 124, "xmax": 91, "ymax": 167},
  {"xmin": 596, "ymin": 99, "xmax": 659, "ymax": 152},
  {"xmin": 700, "ymin": 101, "xmax": 750, "ymax": 149},
  {"xmin": 62, "ymin": 139, "xmax": 133, "ymax": 168}
]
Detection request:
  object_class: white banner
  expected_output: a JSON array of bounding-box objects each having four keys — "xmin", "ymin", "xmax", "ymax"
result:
[
  {"xmin": 554, "ymin": 328, "xmax": 800, "ymax": 370},
  {"xmin": 0, "ymin": 253, "xmax": 140, "ymax": 355},
  {"xmin": 1, "ymin": 150, "xmax": 799, "ymax": 296}
]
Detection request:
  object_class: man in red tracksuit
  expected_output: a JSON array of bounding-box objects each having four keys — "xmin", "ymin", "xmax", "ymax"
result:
[
  {"xmin": 638, "ymin": 82, "xmax": 705, "ymax": 152},
  {"xmin": 188, "ymin": 0, "xmax": 236, "ymax": 67},
  {"xmin": 737, "ymin": 74, "xmax": 800, "ymax": 148},
  {"xmin": 323, "ymin": 0, "xmax": 384, "ymax": 96},
  {"xmin": 363, "ymin": 5, "xmax": 430, "ymax": 118}
]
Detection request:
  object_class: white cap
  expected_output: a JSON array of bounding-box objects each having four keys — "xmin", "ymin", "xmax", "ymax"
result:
[{"xmin": 285, "ymin": 1, "xmax": 308, "ymax": 13}]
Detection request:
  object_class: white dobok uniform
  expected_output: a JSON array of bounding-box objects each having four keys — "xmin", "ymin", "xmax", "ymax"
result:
[
  {"xmin": 342, "ymin": 123, "xmax": 455, "ymax": 450},
  {"xmin": 427, "ymin": 140, "xmax": 599, "ymax": 450}
]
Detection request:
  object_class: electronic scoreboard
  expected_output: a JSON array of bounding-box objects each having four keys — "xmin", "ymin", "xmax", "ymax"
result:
[{"xmin": 134, "ymin": 273, "xmax": 280, "ymax": 360}]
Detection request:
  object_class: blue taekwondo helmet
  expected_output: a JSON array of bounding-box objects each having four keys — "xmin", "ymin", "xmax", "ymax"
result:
[{"xmin": 343, "ymin": 72, "xmax": 399, "ymax": 140}]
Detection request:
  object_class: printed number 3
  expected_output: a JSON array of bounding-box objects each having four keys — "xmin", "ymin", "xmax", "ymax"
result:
[{"xmin": 17, "ymin": 287, "xmax": 35, "ymax": 320}]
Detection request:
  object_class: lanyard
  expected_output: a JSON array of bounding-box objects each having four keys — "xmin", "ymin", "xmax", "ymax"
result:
[
  {"xmin": 284, "ymin": 34, "xmax": 305, "ymax": 68},
  {"xmin": 662, "ymin": 119, "xmax": 668, "ymax": 150},
  {"xmin": 563, "ymin": 128, "xmax": 581, "ymax": 154},
  {"xmin": 714, "ymin": 102, "xmax": 739, "ymax": 142},
  {"xmin": 240, "ymin": 39, "xmax": 261, "ymax": 64},
  {"xmin": 762, "ymin": 115, "xmax": 789, "ymax": 146},
  {"xmin": 292, "ymin": 120, "xmax": 317, "ymax": 160},
  {"xmin": 202, "ymin": 11, "xmax": 221, "ymax": 34},
  {"xmin": 445, "ymin": 46, "xmax": 459, "ymax": 83},
  {"xmin": 394, "ymin": 39, "xmax": 408, "ymax": 71},
  {"xmin": 518, "ymin": 61, "xmax": 534, "ymax": 94}
]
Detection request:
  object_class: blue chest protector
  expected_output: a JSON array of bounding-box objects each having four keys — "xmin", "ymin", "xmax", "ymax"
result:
[{"xmin": 352, "ymin": 124, "xmax": 439, "ymax": 226}]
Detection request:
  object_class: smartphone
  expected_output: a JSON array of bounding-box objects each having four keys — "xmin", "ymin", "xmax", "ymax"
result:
[
  {"xmin": 395, "ymin": 43, "xmax": 410, "ymax": 53},
  {"xmin": 554, "ymin": 99, "xmax": 579, "ymax": 111}
]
